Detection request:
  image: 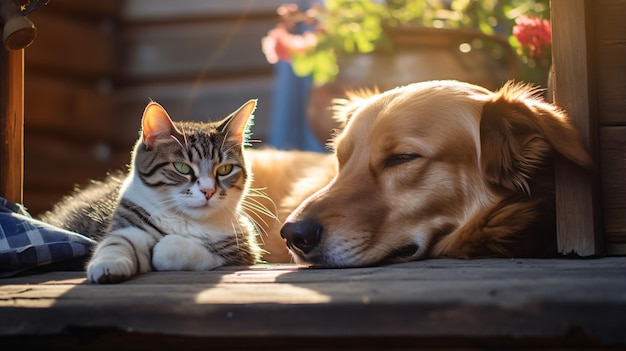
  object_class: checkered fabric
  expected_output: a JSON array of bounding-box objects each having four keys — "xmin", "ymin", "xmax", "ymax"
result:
[{"xmin": 0, "ymin": 197, "xmax": 96, "ymax": 277}]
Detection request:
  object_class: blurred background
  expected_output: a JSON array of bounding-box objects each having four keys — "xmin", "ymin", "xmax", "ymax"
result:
[
  {"xmin": 23, "ymin": 0, "xmax": 284, "ymax": 215},
  {"xmin": 22, "ymin": 0, "xmax": 550, "ymax": 216}
]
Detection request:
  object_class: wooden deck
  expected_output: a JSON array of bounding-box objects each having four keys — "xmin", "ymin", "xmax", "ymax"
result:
[{"xmin": 1, "ymin": 257, "xmax": 625, "ymax": 350}]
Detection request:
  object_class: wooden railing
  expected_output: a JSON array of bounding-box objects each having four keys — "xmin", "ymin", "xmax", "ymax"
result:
[{"xmin": 0, "ymin": 0, "xmax": 37, "ymax": 203}]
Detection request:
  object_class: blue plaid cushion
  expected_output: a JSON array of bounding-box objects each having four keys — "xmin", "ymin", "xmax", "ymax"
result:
[{"xmin": 0, "ymin": 197, "xmax": 97, "ymax": 277}]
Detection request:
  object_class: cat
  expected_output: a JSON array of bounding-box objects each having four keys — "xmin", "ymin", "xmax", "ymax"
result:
[{"xmin": 41, "ymin": 100, "xmax": 263, "ymax": 283}]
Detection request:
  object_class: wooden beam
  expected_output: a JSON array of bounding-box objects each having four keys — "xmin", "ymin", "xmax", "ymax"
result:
[
  {"xmin": 550, "ymin": 0, "xmax": 603, "ymax": 256},
  {"xmin": 0, "ymin": 48, "xmax": 24, "ymax": 204},
  {"xmin": 599, "ymin": 126, "xmax": 626, "ymax": 255}
]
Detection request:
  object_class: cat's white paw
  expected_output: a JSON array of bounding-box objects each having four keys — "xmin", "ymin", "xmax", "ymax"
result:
[
  {"xmin": 153, "ymin": 235, "xmax": 222, "ymax": 271},
  {"xmin": 87, "ymin": 257, "xmax": 135, "ymax": 284}
]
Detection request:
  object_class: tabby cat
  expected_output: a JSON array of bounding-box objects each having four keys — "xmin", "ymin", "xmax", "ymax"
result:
[{"xmin": 42, "ymin": 100, "xmax": 262, "ymax": 283}]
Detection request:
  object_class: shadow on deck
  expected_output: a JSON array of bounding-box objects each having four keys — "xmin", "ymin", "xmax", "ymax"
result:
[{"xmin": 1, "ymin": 257, "xmax": 625, "ymax": 350}]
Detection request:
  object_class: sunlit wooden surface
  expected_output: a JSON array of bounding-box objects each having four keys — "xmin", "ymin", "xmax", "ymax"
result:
[{"xmin": 1, "ymin": 258, "xmax": 625, "ymax": 350}]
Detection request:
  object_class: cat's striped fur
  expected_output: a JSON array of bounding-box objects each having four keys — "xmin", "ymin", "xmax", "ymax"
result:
[{"xmin": 42, "ymin": 100, "xmax": 262, "ymax": 283}]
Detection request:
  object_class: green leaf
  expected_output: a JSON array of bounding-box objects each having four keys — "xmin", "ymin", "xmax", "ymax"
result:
[
  {"xmin": 291, "ymin": 52, "xmax": 315, "ymax": 77},
  {"xmin": 312, "ymin": 49, "xmax": 339, "ymax": 85},
  {"xmin": 450, "ymin": 0, "xmax": 471, "ymax": 12},
  {"xmin": 508, "ymin": 35, "xmax": 521, "ymax": 49},
  {"xmin": 479, "ymin": 21, "xmax": 495, "ymax": 35}
]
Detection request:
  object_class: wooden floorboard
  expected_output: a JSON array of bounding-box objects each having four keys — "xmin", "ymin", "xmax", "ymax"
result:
[{"xmin": 1, "ymin": 258, "xmax": 625, "ymax": 350}]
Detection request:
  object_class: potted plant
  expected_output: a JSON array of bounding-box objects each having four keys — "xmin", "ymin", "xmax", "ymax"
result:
[{"xmin": 262, "ymin": 0, "xmax": 551, "ymax": 145}]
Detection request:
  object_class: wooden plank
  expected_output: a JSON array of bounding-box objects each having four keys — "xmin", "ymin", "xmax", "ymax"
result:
[
  {"xmin": 121, "ymin": 0, "xmax": 284, "ymax": 22},
  {"xmin": 17, "ymin": 1, "xmax": 118, "ymax": 213},
  {"xmin": 0, "ymin": 49, "xmax": 24, "ymax": 203},
  {"xmin": 23, "ymin": 136, "xmax": 128, "ymax": 215},
  {"xmin": 595, "ymin": 45, "xmax": 626, "ymax": 125},
  {"xmin": 118, "ymin": 19, "xmax": 275, "ymax": 82},
  {"xmin": 594, "ymin": 0, "xmax": 626, "ymax": 125},
  {"xmin": 1, "ymin": 259, "xmax": 626, "ymax": 346},
  {"xmin": 593, "ymin": 0, "xmax": 626, "ymax": 42},
  {"xmin": 550, "ymin": 0, "xmax": 603, "ymax": 256},
  {"xmin": 24, "ymin": 190, "xmax": 86, "ymax": 218},
  {"xmin": 25, "ymin": 74, "xmax": 113, "ymax": 138},
  {"xmin": 599, "ymin": 127, "xmax": 626, "ymax": 252},
  {"xmin": 24, "ymin": 137, "xmax": 124, "ymax": 184},
  {"xmin": 25, "ymin": 12, "xmax": 115, "ymax": 78}
]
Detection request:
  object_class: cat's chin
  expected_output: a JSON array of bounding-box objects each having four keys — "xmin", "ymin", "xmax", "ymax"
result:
[
  {"xmin": 183, "ymin": 198, "xmax": 214, "ymax": 210},
  {"xmin": 187, "ymin": 201, "xmax": 211, "ymax": 209},
  {"xmin": 182, "ymin": 205, "xmax": 225, "ymax": 221},
  {"xmin": 183, "ymin": 206, "xmax": 213, "ymax": 216}
]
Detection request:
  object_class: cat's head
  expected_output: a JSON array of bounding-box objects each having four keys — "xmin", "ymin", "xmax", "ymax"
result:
[{"xmin": 131, "ymin": 100, "xmax": 256, "ymax": 221}]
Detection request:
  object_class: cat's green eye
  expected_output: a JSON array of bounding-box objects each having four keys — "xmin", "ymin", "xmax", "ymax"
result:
[
  {"xmin": 173, "ymin": 162, "xmax": 191, "ymax": 175},
  {"xmin": 216, "ymin": 164, "xmax": 233, "ymax": 176}
]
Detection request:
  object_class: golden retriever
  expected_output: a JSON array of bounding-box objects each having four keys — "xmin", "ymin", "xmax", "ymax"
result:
[{"xmin": 247, "ymin": 80, "xmax": 592, "ymax": 266}]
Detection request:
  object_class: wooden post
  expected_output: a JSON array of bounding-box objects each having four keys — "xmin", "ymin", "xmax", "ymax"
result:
[
  {"xmin": 550, "ymin": 0, "xmax": 603, "ymax": 256},
  {"xmin": 0, "ymin": 47, "xmax": 24, "ymax": 204}
]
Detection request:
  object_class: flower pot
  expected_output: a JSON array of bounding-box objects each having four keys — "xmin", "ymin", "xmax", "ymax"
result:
[{"xmin": 307, "ymin": 26, "xmax": 519, "ymax": 144}]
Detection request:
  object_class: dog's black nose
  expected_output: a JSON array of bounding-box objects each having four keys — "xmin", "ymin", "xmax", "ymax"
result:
[{"xmin": 280, "ymin": 219, "xmax": 322, "ymax": 254}]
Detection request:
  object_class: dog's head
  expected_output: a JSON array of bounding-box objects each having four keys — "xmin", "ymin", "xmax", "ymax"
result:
[{"xmin": 281, "ymin": 80, "xmax": 592, "ymax": 267}]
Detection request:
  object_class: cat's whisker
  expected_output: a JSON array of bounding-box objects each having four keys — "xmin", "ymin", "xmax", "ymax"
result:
[
  {"xmin": 229, "ymin": 208, "xmax": 263, "ymax": 258},
  {"xmin": 249, "ymin": 215, "xmax": 267, "ymax": 246},
  {"xmin": 220, "ymin": 128, "xmax": 230, "ymax": 151},
  {"xmin": 233, "ymin": 198, "xmax": 267, "ymax": 240},
  {"xmin": 241, "ymin": 195, "xmax": 272, "ymax": 213},
  {"xmin": 241, "ymin": 203, "xmax": 278, "ymax": 232},
  {"xmin": 222, "ymin": 144, "xmax": 241, "ymax": 159},
  {"xmin": 219, "ymin": 205, "xmax": 248, "ymax": 252},
  {"xmin": 170, "ymin": 133, "xmax": 188, "ymax": 152},
  {"xmin": 245, "ymin": 188, "xmax": 278, "ymax": 218},
  {"xmin": 240, "ymin": 201, "xmax": 274, "ymax": 224},
  {"xmin": 216, "ymin": 203, "xmax": 239, "ymax": 228},
  {"xmin": 230, "ymin": 221, "xmax": 240, "ymax": 250},
  {"xmin": 242, "ymin": 193, "xmax": 278, "ymax": 220},
  {"xmin": 239, "ymin": 205, "xmax": 270, "ymax": 238},
  {"xmin": 152, "ymin": 199, "xmax": 183, "ymax": 217}
]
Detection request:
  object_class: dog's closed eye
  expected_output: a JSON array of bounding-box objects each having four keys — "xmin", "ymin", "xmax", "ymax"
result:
[{"xmin": 384, "ymin": 153, "xmax": 421, "ymax": 168}]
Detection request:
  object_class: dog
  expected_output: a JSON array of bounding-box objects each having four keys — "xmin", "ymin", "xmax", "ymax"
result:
[
  {"xmin": 245, "ymin": 149, "xmax": 336, "ymax": 262},
  {"xmin": 248, "ymin": 80, "xmax": 592, "ymax": 267}
]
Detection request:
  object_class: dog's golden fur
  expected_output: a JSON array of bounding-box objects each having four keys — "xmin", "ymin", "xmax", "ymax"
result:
[
  {"xmin": 245, "ymin": 149, "xmax": 336, "ymax": 262},
  {"xmin": 246, "ymin": 80, "xmax": 592, "ymax": 266}
]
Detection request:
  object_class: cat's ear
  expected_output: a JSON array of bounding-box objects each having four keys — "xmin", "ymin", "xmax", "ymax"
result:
[
  {"xmin": 219, "ymin": 99, "xmax": 257, "ymax": 144},
  {"xmin": 141, "ymin": 101, "xmax": 181, "ymax": 148}
]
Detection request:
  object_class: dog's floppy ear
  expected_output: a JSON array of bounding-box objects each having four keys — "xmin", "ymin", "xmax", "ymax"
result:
[{"xmin": 479, "ymin": 82, "xmax": 592, "ymax": 194}]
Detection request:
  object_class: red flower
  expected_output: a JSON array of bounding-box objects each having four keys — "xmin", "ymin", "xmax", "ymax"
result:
[{"xmin": 513, "ymin": 15, "xmax": 551, "ymax": 58}]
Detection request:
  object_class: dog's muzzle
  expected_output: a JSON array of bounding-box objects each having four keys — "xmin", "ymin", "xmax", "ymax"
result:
[{"xmin": 280, "ymin": 219, "xmax": 322, "ymax": 256}]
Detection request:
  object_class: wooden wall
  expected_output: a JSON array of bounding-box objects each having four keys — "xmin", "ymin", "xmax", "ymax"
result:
[
  {"xmin": 23, "ymin": 0, "xmax": 282, "ymax": 215},
  {"xmin": 594, "ymin": 0, "xmax": 626, "ymax": 254},
  {"xmin": 114, "ymin": 0, "xmax": 282, "ymax": 145},
  {"xmin": 24, "ymin": 0, "xmax": 123, "ymax": 216}
]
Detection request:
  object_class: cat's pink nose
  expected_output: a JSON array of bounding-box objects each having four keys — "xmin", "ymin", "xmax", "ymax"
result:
[{"xmin": 201, "ymin": 189, "xmax": 215, "ymax": 200}]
